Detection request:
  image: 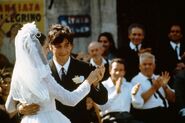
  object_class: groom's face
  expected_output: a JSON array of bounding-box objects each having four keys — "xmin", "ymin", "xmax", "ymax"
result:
[{"xmin": 49, "ymin": 38, "xmax": 73, "ymax": 62}]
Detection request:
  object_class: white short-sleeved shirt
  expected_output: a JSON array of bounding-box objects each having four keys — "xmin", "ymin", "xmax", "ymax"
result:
[
  {"xmin": 99, "ymin": 77, "xmax": 132, "ymax": 116},
  {"xmin": 131, "ymin": 72, "xmax": 171, "ymax": 109}
]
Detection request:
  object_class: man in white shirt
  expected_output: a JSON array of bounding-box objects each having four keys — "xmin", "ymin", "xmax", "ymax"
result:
[
  {"xmin": 131, "ymin": 52, "xmax": 176, "ymax": 123},
  {"xmin": 99, "ymin": 58, "xmax": 143, "ymax": 123}
]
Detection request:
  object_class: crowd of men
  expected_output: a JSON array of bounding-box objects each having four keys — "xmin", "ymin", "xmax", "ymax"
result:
[{"xmin": 0, "ymin": 22, "xmax": 185, "ymax": 123}]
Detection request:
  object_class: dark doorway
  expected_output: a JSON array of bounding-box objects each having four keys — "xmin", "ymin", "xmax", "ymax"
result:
[{"xmin": 117, "ymin": 0, "xmax": 185, "ymax": 49}]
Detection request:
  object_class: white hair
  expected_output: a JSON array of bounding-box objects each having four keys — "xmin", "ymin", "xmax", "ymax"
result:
[{"xmin": 139, "ymin": 52, "xmax": 155, "ymax": 64}]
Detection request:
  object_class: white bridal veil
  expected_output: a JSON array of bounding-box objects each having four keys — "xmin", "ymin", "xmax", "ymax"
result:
[{"xmin": 10, "ymin": 22, "xmax": 50, "ymax": 104}]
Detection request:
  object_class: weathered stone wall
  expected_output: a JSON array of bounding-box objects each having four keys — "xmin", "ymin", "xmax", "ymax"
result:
[{"xmin": 45, "ymin": 0, "xmax": 117, "ymax": 53}]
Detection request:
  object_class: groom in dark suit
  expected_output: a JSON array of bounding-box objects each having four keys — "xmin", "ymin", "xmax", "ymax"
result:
[{"xmin": 47, "ymin": 24, "xmax": 107, "ymax": 123}]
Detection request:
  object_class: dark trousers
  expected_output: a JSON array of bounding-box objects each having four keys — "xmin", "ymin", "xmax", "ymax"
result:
[
  {"xmin": 179, "ymin": 116, "xmax": 185, "ymax": 123},
  {"xmin": 132, "ymin": 107, "xmax": 175, "ymax": 123},
  {"xmin": 102, "ymin": 112, "xmax": 143, "ymax": 123}
]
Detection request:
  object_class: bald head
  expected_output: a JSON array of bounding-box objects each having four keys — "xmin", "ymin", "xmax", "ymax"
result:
[
  {"xmin": 88, "ymin": 41, "xmax": 104, "ymax": 58},
  {"xmin": 88, "ymin": 41, "xmax": 102, "ymax": 50}
]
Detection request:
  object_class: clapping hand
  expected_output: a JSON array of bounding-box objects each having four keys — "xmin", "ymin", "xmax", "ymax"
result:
[
  {"xmin": 160, "ymin": 71, "xmax": 170, "ymax": 85},
  {"xmin": 86, "ymin": 65, "xmax": 105, "ymax": 86},
  {"xmin": 152, "ymin": 71, "xmax": 170, "ymax": 90},
  {"xmin": 138, "ymin": 48, "xmax": 152, "ymax": 55},
  {"xmin": 175, "ymin": 62, "xmax": 185, "ymax": 71},
  {"xmin": 152, "ymin": 77, "xmax": 164, "ymax": 91},
  {"xmin": 115, "ymin": 77, "xmax": 122, "ymax": 94},
  {"xmin": 131, "ymin": 83, "xmax": 141, "ymax": 95},
  {"xmin": 181, "ymin": 52, "xmax": 185, "ymax": 60}
]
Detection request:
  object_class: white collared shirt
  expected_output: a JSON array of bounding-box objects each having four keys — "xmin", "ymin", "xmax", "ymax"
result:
[
  {"xmin": 129, "ymin": 41, "xmax": 141, "ymax": 51},
  {"xmin": 53, "ymin": 57, "xmax": 71, "ymax": 78},
  {"xmin": 98, "ymin": 77, "xmax": 133, "ymax": 116},
  {"xmin": 170, "ymin": 41, "xmax": 181, "ymax": 60},
  {"xmin": 131, "ymin": 72, "xmax": 170, "ymax": 109},
  {"xmin": 89, "ymin": 57, "xmax": 108, "ymax": 67}
]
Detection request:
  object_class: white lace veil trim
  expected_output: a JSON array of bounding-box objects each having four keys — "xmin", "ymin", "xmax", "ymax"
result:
[{"xmin": 10, "ymin": 22, "xmax": 50, "ymax": 104}]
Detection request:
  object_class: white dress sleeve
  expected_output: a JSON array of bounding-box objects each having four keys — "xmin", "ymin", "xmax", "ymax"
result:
[
  {"xmin": 5, "ymin": 91, "xmax": 17, "ymax": 113},
  {"xmin": 44, "ymin": 75, "xmax": 91, "ymax": 107}
]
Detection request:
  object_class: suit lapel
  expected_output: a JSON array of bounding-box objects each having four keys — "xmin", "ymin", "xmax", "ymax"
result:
[
  {"xmin": 67, "ymin": 57, "xmax": 76, "ymax": 76},
  {"xmin": 180, "ymin": 43, "xmax": 185, "ymax": 56},
  {"xmin": 168, "ymin": 43, "xmax": 178, "ymax": 60},
  {"xmin": 49, "ymin": 60, "xmax": 61, "ymax": 83}
]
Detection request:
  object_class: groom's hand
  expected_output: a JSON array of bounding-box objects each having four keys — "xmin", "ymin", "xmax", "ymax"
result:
[
  {"xmin": 18, "ymin": 103, "xmax": 40, "ymax": 115},
  {"xmin": 92, "ymin": 65, "xmax": 105, "ymax": 87}
]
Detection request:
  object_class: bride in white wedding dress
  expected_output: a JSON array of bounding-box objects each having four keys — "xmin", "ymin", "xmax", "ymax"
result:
[{"xmin": 5, "ymin": 22, "xmax": 105, "ymax": 123}]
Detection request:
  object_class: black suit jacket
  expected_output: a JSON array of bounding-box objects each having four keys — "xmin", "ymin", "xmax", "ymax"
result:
[
  {"xmin": 117, "ymin": 43, "xmax": 148, "ymax": 81},
  {"xmin": 155, "ymin": 42, "xmax": 185, "ymax": 74},
  {"xmin": 174, "ymin": 70, "xmax": 185, "ymax": 111},
  {"xmin": 155, "ymin": 42, "xmax": 185, "ymax": 88},
  {"xmin": 49, "ymin": 56, "xmax": 108, "ymax": 123},
  {"xmin": 174, "ymin": 70, "xmax": 185, "ymax": 123}
]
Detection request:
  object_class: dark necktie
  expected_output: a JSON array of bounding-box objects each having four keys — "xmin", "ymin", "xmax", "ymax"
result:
[
  {"xmin": 135, "ymin": 45, "xmax": 139, "ymax": 52},
  {"xmin": 148, "ymin": 78, "xmax": 167, "ymax": 108},
  {"xmin": 175, "ymin": 45, "xmax": 179, "ymax": 59},
  {"xmin": 61, "ymin": 67, "xmax": 66, "ymax": 81}
]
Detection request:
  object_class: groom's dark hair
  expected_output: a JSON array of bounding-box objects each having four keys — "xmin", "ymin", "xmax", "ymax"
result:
[{"xmin": 48, "ymin": 24, "xmax": 74, "ymax": 45}]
